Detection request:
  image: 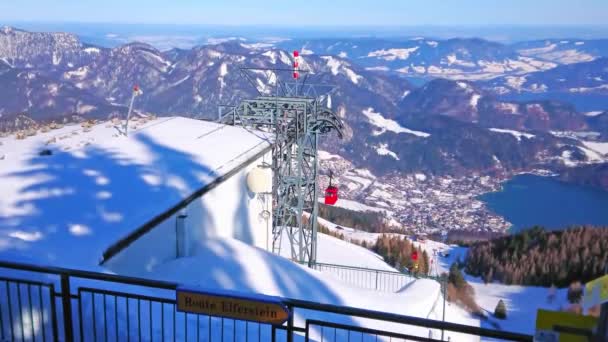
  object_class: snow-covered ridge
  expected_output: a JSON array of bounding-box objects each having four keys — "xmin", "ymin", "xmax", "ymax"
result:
[
  {"xmin": 367, "ymin": 47, "xmax": 419, "ymax": 61},
  {"xmin": 362, "ymin": 107, "xmax": 430, "ymax": 138},
  {"xmin": 320, "ymin": 56, "xmax": 362, "ymax": 84},
  {"xmin": 489, "ymin": 128, "xmax": 535, "ymax": 141},
  {"xmin": 376, "ymin": 143, "xmax": 400, "ymax": 160}
]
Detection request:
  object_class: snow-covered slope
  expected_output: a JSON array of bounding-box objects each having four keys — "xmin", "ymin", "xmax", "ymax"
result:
[
  {"xmin": 0, "ymin": 117, "xmax": 272, "ymax": 269},
  {"xmin": 315, "ymin": 233, "xmax": 397, "ymax": 271},
  {"xmin": 147, "ymin": 236, "xmax": 479, "ymax": 341},
  {"xmin": 413, "ymin": 238, "xmax": 576, "ymax": 337}
]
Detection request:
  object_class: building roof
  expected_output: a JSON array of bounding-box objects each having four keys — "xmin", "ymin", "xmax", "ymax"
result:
[{"xmin": 0, "ymin": 117, "xmax": 272, "ymax": 269}]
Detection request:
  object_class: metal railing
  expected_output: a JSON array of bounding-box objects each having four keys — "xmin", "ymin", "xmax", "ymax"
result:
[
  {"xmin": 311, "ymin": 262, "xmax": 413, "ymax": 293},
  {"xmin": 0, "ymin": 260, "xmax": 533, "ymax": 341},
  {"xmin": 311, "ymin": 262, "xmax": 444, "ymax": 293}
]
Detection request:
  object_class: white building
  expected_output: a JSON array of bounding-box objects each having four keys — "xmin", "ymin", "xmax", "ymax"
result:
[{"xmin": 0, "ymin": 116, "xmax": 273, "ymax": 275}]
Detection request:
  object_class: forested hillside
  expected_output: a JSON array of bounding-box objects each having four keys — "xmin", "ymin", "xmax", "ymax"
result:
[
  {"xmin": 373, "ymin": 235, "xmax": 430, "ymax": 275},
  {"xmin": 465, "ymin": 226, "xmax": 608, "ymax": 287},
  {"xmin": 318, "ymin": 203, "xmax": 394, "ymax": 233}
]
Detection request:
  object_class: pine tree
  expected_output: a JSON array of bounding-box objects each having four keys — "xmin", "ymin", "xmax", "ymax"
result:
[
  {"xmin": 494, "ymin": 300, "xmax": 507, "ymax": 319},
  {"xmin": 449, "ymin": 263, "xmax": 466, "ymax": 289}
]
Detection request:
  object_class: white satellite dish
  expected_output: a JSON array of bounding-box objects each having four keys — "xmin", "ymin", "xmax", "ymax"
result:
[{"xmin": 247, "ymin": 166, "xmax": 271, "ymax": 194}]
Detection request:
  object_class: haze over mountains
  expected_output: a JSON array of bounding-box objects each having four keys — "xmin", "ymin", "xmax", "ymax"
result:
[{"xmin": 1, "ymin": 25, "xmax": 608, "ymax": 186}]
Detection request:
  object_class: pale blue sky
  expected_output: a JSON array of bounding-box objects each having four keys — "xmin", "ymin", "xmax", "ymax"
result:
[{"xmin": 1, "ymin": 0, "xmax": 607, "ymax": 26}]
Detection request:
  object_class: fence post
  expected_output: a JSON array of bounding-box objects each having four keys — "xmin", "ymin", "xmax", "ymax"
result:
[
  {"xmin": 287, "ymin": 304, "xmax": 294, "ymax": 342},
  {"xmin": 60, "ymin": 274, "xmax": 74, "ymax": 342},
  {"xmin": 442, "ymin": 276, "xmax": 447, "ymax": 341}
]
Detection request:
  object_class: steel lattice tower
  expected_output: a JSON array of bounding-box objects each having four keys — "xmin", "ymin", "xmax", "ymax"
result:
[{"xmin": 219, "ymin": 67, "xmax": 342, "ymax": 266}]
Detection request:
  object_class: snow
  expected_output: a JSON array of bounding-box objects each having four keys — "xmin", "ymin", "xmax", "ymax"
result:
[
  {"xmin": 317, "ymin": 150, "xmax": 341, "ymax": 160},
  {"xmin": 470, "ymin": 94, "xmax": 482, "ymax": 108},
  {"xmin": 145, "ymin": 236, "xmax": 477, "ymax": 341},
  {"xmin": 489, "ymin": 128, "xmax": 535, "ymax": 141},
  {"xmin": 343, "ymin": 68, "xmax": 362, "ymax": 85},
  {"xmin": 496, "ymin": 102, "xmax": 520, "ymax": 115},
  {"xmin": 337, "ymin": 51, "xmax": 348, "ymax": 58},
  {"xmin": 578, "ymin": 145, "xmax": 605, "ymax": 162},
  {"xmin": 518, "ymin": 44, "xmax": 557, "ymax": 56},
  {"xmin": 469, "ymin": 279, "xmax": 569, "ymax": 336},
  {"xmin": 446, "ymin": 55, "xmax": 476, "ymax": 68},
  {"xmin": 561, "ymin": 150, "xmax": 577, "ymax": 167},
  {"xmin": 0, "ymin": 117, "xmax": 272, "ymax": 270},
  {"xmin": 292, "ymin": 227, "xmax": 396, "ymax": 272},
  {"xmin": 218, "ymin": 62, "xmax": 228, "ymax": 94},
  {"xmin": 240, "ymin": 42, "xmax": 274, "ymax": 50},
  {"xmin": 327, "ymin": 198, "xmax": 387, "ymax": 214},
  {"xmin": 568, "ymin": 84, "xmax": 608, "ymax": 93},
  {"xmin": 84, "ymin": 47, "xmax": 101, "ymax": 54},
  {"xmin": 362, "ymin": 108, "xmax": 430, "ymax": 138},
  {"xmin": 582, "ymin": 141, "xmax": 608, "ymax": 155},
  {"xmin": 585, "ymin": 111, "xmax": 604, "ymax": 117},
  {"xmin": 367, "ymin": 48, "xmax": 419, "ymax": 61},
  {"xmin": 365, "ymin": 66, "xmax": 390, "ymax": 72},
  {"xmin": 457, "ymin": 81, "xmax": 470, "ymax": 90},
  {"xmin": 410, "ymin": 239, "xmax": 568, "ymax": 336},
  {"xmin": 64, "ymin": 66, "xmax": 89, "ymax": 79},
  {"xmin": 415, "ymin": 173, "xmax": 427, "ymax": 181},
  {"xmin": 375, "ymin": 143, "xmax": 399, "ymax": 160},
  {"xmin": 206, "ymin": 37, "xmax": 243, "ymax": 45},
  {"xmin": 219, "ymin": 62, "xmax": 228, "ymax": 77},
  {"xmin": 262, "ymin": 50, "xmax": 277, "ymax": 64},
  {"xmin": 412, "ymin": 65, "xmax": 426, "ymax": 73},
  {"xmin": 537, "ymin": 50, "xmax": 594, "ymax": 64},
  {"xmin": 278, "ymin": 51, "xmax": 292, "ymax": 66},
  {"xmin": 320, "ymin": 56, "xmax": 362, "ymax": 84}
]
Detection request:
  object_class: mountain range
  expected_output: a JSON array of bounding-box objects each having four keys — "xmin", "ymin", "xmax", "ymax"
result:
[{"xmin": 1, "ymin": 26, "xmax": 608, "ymax": 186}]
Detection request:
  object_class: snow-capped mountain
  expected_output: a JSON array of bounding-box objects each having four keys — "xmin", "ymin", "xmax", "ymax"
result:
[
  {"xmin": 513, "ymin": 39, "xmax": 608, "ymax": 64},
  {"xmin": 279, "ymin": 37, "xmax": 557, "ymax": 80},
  {"xmin": 1, "ymin": 26, "xmax": 606, "ymax": 180},
  {"xmin": 0, "ymin": 26, "xmax": 97, "ymax": 69},
  {"xmin": 484, "ymin": 57, "xmax": 608, "ymax": 95},
  {"xmin": 399, "ymin": 79, "xmax": 588, "ymax": 132},
  {"xmin": 0, "ymin": 28, "xmax": 411, "ymax": 125}
]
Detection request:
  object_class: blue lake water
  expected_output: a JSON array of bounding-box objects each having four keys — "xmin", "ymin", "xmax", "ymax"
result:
[{"xmin": 478, "ymin": 174, "xmax": 608, "ymax": 233}]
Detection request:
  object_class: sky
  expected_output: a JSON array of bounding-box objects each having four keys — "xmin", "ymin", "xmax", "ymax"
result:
[{"xmin": 1, "ymin": 0, "xmax": 608, "ymax": 27}]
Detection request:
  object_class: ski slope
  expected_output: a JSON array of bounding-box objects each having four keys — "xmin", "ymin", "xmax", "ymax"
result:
[
  {"xmin": 147, "ymin": 237, "xmax": 480, "ymax": 341},
  {"xmin": 412, "ymin": 238, "xmax": 571, "ymax": 337},
  {"xmin": 281, "ymin": 228, "xmax": 397, "ymax": 272}
]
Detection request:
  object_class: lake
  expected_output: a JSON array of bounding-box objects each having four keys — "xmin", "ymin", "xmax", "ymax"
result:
[{"xmin": 479, "ymin": 174, "xmax": 608, "ymax": 233}]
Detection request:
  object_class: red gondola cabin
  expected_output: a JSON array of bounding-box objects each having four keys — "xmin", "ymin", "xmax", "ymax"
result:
[
  {"xmin": 324, "ymin": 186, "xmax": 338, "ymax": 205},
  {"xmin": 324, "ymin": 171, "xmax": 339, "ymax": 205}
]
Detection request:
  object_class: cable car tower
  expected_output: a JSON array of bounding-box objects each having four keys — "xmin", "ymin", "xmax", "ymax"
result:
[{"xmin": 218, "ymin": 51, "xmax": 343, "ymax": 266}]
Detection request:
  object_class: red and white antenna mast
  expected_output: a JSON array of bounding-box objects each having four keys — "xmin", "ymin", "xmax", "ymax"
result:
[{"xmin": 293, "ymin": 50, "xmax": 300, "ymax": 95}]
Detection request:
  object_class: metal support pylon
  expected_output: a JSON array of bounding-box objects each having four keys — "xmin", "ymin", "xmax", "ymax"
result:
[{"xmin": 219, "ymin": 67, "xmax": 342, "ymax": 266}]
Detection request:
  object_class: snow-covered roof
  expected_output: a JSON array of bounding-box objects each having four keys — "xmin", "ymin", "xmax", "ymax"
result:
[{"xmin": 0, "ymin": 117, "xmax": 272, "ymax": 269}]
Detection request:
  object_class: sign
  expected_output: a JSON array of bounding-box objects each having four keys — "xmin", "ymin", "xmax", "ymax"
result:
[
  {"xmin": 176, "ymin": 288, "xmax": 290, "ymax": 325},
  {"xmin": 583, "ymin": 274, "xmax": 608, "ymax": 309},
  {"xmin": 535, "ymin": 309, "xmax": 597, "ymax": 342}
]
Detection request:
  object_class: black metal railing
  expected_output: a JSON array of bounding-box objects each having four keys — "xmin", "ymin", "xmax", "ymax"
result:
[
  {"xmin": 0, "ymin": 260, "xmax": 533, "ymax": 341},
  {"xmin": 0, "ymin": 276, "xmax": 58, "ymax": 341}
]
